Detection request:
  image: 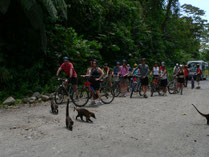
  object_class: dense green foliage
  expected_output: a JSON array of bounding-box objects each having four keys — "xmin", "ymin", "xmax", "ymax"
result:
[{"xmin": 0, "ymin": 0, "xmax": 209, "ymax": 101}]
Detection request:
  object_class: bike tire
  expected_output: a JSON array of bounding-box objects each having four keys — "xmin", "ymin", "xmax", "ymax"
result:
[
  {"xmin": 112, "ymin": 83, "xmax": 120, "ymax": 97},
  {"xmin": 72, "ymin": 87, "xmax": 90, "ymax": 107},
  {"xmin": 100, "ymin": 87, "xmax": 115, "ymax": 104},
  {"xmin": 54, "ymin": 87, "xmax": 65, "ymax": 104},
  {"xmin": 167, "ymin": 81, "xmax": 176, "ymax": 94}
]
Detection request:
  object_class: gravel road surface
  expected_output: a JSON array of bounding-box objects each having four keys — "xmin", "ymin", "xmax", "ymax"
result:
[{"xmin": 0, "ymin": 81, "xmax": 209, "ymax": 157}]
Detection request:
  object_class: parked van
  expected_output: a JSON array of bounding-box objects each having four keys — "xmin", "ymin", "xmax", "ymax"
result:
[{"xmin": 187, "ymin": 60, "xmax": 208, "ymax": 80}]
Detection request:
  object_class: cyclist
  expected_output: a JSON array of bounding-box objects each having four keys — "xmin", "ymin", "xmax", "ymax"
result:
[
  {"xmin": 113, "ymin": 61, "xmax": 120, "ymax": 81},
  {"xmin": 150, "ymin": 61, "xmax": 160, "ymax": 82},
  {"xmin": 160, "ymin": 63, "xmax": 168, "ymax": 96},
  {"xmin": 88, "ymin": 60, "xmax": 104, "ymax": 105},
  {"xmin": 135, "ymin": 58, "xmax": 149, "ymax": 98},
  {"xmin": 56, "ymin": 57, "xmax": 78, "ymax": 95},
  {"xmin": 196, "ymin": 64, "xmax": 202, "ymax": 89},
  {"xmin": 118, "ymin": 59, "xmax": 129, "ymax": 97},
  {"xmin": 131, "ymin": 64, "xmax": 140, "ymax": 76},
  {"xmin": 175, "ymin": 65, "xmax": 185, "ymax": 95},
  {"xmin": 173, "ymin": 63, "xmax": 179, "ymax": 74},
  {"xmin": 184, "ymin": 65, "xmax": 189, "ymax": 87},
  {"xmin": 103, "ymin": 63, "xmax": 112, "ymax": 87}
]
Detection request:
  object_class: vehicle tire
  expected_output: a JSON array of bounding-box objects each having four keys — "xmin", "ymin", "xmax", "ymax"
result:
[
  {"xmin": 100, "ymin": 87, "xmax": 115, "ymax": 104},
  {"xmin": 130, "ymin": 83, "xmax": 137, "ymax": 98},
  {"xmin": 72, "ymin": 87, "xmax": 89, "ymax": 107},
  {"xmin": 54, "ymin": 87, "xmax": 65, "ymax": 104}
]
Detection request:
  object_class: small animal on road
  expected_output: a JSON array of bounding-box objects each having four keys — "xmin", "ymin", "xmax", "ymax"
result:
[
  {"xmin": 51, "ymin": 99, "xmax": 58, "ymax": 114},
  {"xmin": 66, "ymin": 99, "xmax": 74, "ymax": 130},
  {"xmin": 74, "ymin": 106, "xmax": 96, "ymax": 123},
  {"xmin": 192, "ymin": 104, "xmax": 209, "ymax": 125}
]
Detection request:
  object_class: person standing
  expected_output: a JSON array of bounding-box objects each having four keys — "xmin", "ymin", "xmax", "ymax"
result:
[
  {"xmin": 150, "ymin": 61, "xmax": 160, "ymax": 82},
  {"xmin": 103, "ymin": 63, "xmax": 112, "ymax": 87},
  {"xmin": 175, "ymin": 65, "xmax": 185, "ymax": 95},
  {"xmin": 136, "ymin": 58, "xmax": 149, "ymax": 98},
  {"xmin": 160, "ymin": 63, "xmax": 168, "ymax": 96},
  {"xmin": 184, "ymin": 65, "xmax": 189, "ymax": 87},
  {"xmin": 173, "ymin": 63, "xmax": 179, "ymax": 75},
  {"xmin": 196, "ymin": 64, "xmax": 202, "ymax": 89},
  {"xmin": 118, "ymin": 60, "xmax": 129, "ymax": 97},
  {"xmin": 113, "ymin": 61, "xmax": 120, "ymax": 81},
  {"xmin": 89, "ymin": 60, "xmax": 104, "ymax": 105},
  {"xmin": 56, "ymin": 57, "xmax": 78, "ymax": 96}
]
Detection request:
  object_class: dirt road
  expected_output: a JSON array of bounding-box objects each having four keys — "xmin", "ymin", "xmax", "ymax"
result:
[{"xmin": 1, "ymin": 81, "xmax": 209, "ymax": 157}]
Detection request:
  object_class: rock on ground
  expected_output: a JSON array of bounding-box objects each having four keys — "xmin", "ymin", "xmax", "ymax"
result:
[{"xmin": 3, "ymin": 96, "xmax": 15, "ymax": 105}]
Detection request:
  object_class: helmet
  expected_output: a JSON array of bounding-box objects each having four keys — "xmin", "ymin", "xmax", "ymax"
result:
[
  {"xmin": 142, "ymin": 58, "xmax": 146, "ymax": 61},
  {"xmin": 184, "ymin": 65, "xmax": 187, "ymax": 68},
  {"xmin": 104, "ymin": 63, "xmax": 108, "ymax": 66},
  {"xmin": 161, "ymin": 61, "xmax": 165, "ymax": 65},
  {"xmin": 134, "ymin": 63, "xmax": 137, "ymax": 67},
  {"xmin": 180, "ymin": 64, "xmax": 183, "ymax": 68},
  {"xmin": 122, "ymin": 59, "xmax": 127, "ymax": 63},
  {"xmin": 116, "ymin": 61, "xmax": 120, "ymax": 65},
  {"xmin": 154, "ymin": 61, "xmax": 158, "ymax": 64},
  {"xmin": 63, "ymin": 57, "xmax": 69, "ymax": 60},
  {"xmin": 176, "ymin": 63, "xmax": 179, "ymax": 66}
]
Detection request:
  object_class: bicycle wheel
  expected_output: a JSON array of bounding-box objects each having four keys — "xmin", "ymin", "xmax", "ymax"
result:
[
  {"xmin": 130, "ymin": 82, "xmax": 137, "ymax": 98},
  {"xmin": 112, "ymin": 83, "xmax": 120, "ymax": 97},
  {"xmin": 54, "ymin": 86, "xmax": 65, "ymax": 104},
  {"xmin": 167, "ymin": 81, "xmax": 176, "ymax": 94},
  {"xmin": 72, "ymin": 87, "xmax": 90, "ymax": 107},
  {"xmin": 100, "ymin": 87, "xmax": 115, "ymax": 104}
]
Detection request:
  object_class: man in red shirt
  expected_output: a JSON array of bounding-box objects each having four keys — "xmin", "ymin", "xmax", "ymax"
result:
[
  {"xmin": 184, "ymin": 65, "xmax": 189, "ymax": 87},
  {"xmin": 56, "ymin": 57, "xmax": 78, "ymax": 91},
  {"xmin": 196, "ymin": 64, "xmax": 202, "ymax": 88}
]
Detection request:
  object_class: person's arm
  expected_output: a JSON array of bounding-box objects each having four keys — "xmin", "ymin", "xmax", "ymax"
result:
[
  {"xmin": 161, "ymin": 70, "xmax": 167, "ymax": 78},
  {"xmin": 69, "ymin": 69, "xmax": 73, "ymax": 78},
  {"xmin": 56, "ymin": 67, "xmax": 62, "ymax": 77},
  {"xmin": 96, "ymin": 68, "xmax": 104, "ymax": 81}
]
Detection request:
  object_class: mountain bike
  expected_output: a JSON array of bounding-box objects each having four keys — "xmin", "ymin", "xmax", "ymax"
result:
[
  {"xmin": 167, "ymin": 76, "xmax": 178, "ymax": 94},
  {"xmin": 54, "ymin": 78, "xmax": 74, "ymax": 104},
  {"xmin": 112, "ymin": 76, "xmax": 121, "ymax": 97},
  {"xmin": 130, "ymin": 75, "xmax": 142, "ymax": 98},
  {"xmin": 150, "ymin": 77, "xmax": 163, "ymax": 96},
  {"xmin": 71, "ymin": 76, "xmax": 115, "ymax": 107}
]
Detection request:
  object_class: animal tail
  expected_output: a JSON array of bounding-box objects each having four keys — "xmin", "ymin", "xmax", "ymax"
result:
[
  {"xmin": 66, "ymin": 99, "xmax": 70, "ymax": 117},
  {"xmin": 192, "ymin": 104, "xmax": 207, "ymax": 117}
]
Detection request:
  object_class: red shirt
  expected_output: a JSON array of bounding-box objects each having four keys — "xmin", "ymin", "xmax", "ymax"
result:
[
  {"xmin": 60, "ymin": 62, "xmax": 77, "ymax": 78},
  {"xmin": 184, "ymin": 68, "xmax": 189, "ymax": 76},
  {"xmin": 196, "ymin": 68, "xmax": 201, "ymax": 75}
]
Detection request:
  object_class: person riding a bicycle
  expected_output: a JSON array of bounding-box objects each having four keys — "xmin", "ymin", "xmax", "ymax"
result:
[
  {"xmin": 88, "ymin": 60, "xmax": 104, "ymax": 105},
  {"xmin": 56, "ymin": 57, "xmax": 78, "ymax": 97},
  {"xmin": 160, "ymin": 62, "xmax": 168, "ymax": 96},
  {"xmin": 103, "ymin": 63, "xmax": 112, "ymax": 87},
  {"xmin": 135, "ymin": 58, "xmax": 149, "ymax": 98},
  {"xmin": 150, "ymin": 61, "xmax": 160, "ymax": 83},
  {"xmin": 118, "ymin": 59, "xmax": 129, "ymax": 97}
]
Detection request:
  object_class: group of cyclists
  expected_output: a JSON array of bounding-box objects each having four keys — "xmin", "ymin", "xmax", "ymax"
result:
[{"xmin": 56, "ymin": 57, "xmax": 202, "ymax": 105}]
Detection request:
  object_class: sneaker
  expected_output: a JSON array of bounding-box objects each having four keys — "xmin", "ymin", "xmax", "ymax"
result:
[
  {"xmin": 97, "ymin": 101, "xmax": 103, "ymax": 105},
  {"xmin": 89, "ymin": 101, "xmax": 96, "ymax": 106},
  {"xmin": 144, "ymin": 94, "xmax": 148, "ymax": 98}
]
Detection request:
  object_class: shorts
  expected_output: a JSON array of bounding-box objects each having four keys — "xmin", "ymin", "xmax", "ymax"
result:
[
  {"xmin": 90, "ymin": 80, "xmax": 100, "ymax": 90},
  {"xmin": 67, "ymin": 77, "xmax": 78, "ymax": 85},
  {"xmin": 141, "ymin": 77, "xmax": 149, "ymax": 86},
  {"xmin": 177, "ymin": 78, "xmax": 184, "ymax": 83},
  {"xmin": 160, "ymin": 79, "xmax": 167, "ymax": 87},
  {"xmin": 196, "ymin": 75, "xmax": 200, "ymax": 82},
  {"xmin": 153, "ymin": 75, "xmax": 159, "ymax": 79},
  {"xmin": 120, "ymin": 77, "xmax": 129, "ymax": 84}
]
